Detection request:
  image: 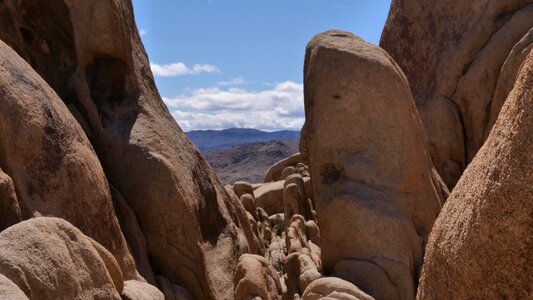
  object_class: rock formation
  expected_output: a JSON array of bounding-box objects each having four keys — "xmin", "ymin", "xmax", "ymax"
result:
[
  {"xmin": 300, "ymin": 30, "xmax": 444, "ymax": 299},
  {"xmin": 417, "ymin": 49, "xmax": 533, "ymax": 299},
  {"xmin": 0, "ymin": 0, "xmax": 255, "ymax": 299},
  {"xmin": 381, "ymin": 0, "xmax": 533, "ymax": 188}
]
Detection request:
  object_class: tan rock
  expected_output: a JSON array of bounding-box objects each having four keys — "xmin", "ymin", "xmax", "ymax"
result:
[
  {"xmin": 0, "ymin": 168, "xmax": 23, "ymax": 231},
  {"xmin": 255, "ymin": 180, "xmax": 285, "ymax": 215},
  {"xmin": 381, "ymin": 0, "xmax": 533, "ymax": 188},
  {"xmin": 0, "ymin": 274, "xmax": 28, "ymax": 300},
  {"xmin": 0, "ymin": 218, "xmax": 122, "ymax": 299},
  {"xmin": 234, "ymin": 181, "xmax": 254, "ymax": 198},
  {"xmin": 265, "ymin": 153, "xmax": 303, "ymax": 182},
  {"xmin": 121, "ymin": 280, "xmax": 164, "ymax": 300},
  {"xmin": 301, "ymin": 277, "xmax": 374, "ymax": 300},
  {"xmin": 0, "ymin": 1, "xmax": 255, "ymax": 298},
  {"xmin": 0, "ymin": 39, "xmax": 137, "ymax": 279},
  {"xmin": 417, "ymin": 50, "xmax": 533, "ymax": 299},
  {"xmin": 156, "ymin": 276, "xmax": 193, "ymax": 300},
  {"xmin": 234, "ymin": 254, "xmax": 282, "ymax": 300},
  {"xmin": 301, "ymin": 30, "xmax": 442, "ymax": 299}
]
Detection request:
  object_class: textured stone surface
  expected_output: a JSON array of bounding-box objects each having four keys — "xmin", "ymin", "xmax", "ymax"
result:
[
  {"xmin": 301, "ymin": 277, "xmax": 374, "ymax": 300},
  {"xmin": 121, "ymin": 280, "xmax": 164, "ymax": 300},
  {"xmin": 0, "ymin": 218, "xmax": 122, "ymax": 300},
  {"xmin": 381, "ymin": 0, "xmax": 533, "ymax": 188},
  {"xmin": 0, "ymin": 274, "xmax": 28, "ymax": 300},
  {"xmin": 417, "ymin": 50, "xmax": 533, "ymax": 299},
  {"xmin": 301, "ymin": 30, "xmax": 443, "ymax": 299},
  {"xmin": 0, "ymin": 1, "xmax": 255, "ymax": 298},
  {"xmin": 233, "ymin": 254, "xmax": 282, "ymax": 300},
  {"xmin": 0, "ymin": 39, "xmax": 137, "ymax": 279},
  {"xmin": 0, "ymin": 169, "xmax": 23, "ymax": 232}
]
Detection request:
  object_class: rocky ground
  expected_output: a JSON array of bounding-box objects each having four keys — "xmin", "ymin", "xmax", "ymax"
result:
[
  {"xmin": 0, "ymin": 0, "xmax": 531, "ymax": 299},
  {"xmin": 204, "ymin": 140, "xmax": 299, "ymax": 184}
]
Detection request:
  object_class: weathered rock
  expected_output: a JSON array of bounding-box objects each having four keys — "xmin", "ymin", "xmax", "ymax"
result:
[
  {"xmin": 381, "ymin": 0, "xmax": 533, "ymax": 188},
  {"xmin": 0, "ymin": 274, "xmax": 28, "ymax": 300},
  {"xmin": 301, "ymin": 31, "xmax": 443, "ymax": 299},
  {"xmin": 284, "ymin": 174, "xmax": 314, "ymax": 222},
  {"xmin": 0, "ymin": 169, "xmax": 23, "ymax": 231},
  {"xmin": 0, "ymin": 39, "xmax": 137, "ymax": 279},
  {"xmin": 301, "ymin": 277, "xmax": 374, "ymax": 300},
  {"xmin": 417, "ymin": 50, "xmax": 533, "ymax": 299},
  {"xmin": 121, "ymin": 280, "xmax": 164, "ymax": 300},
  {"xmin": 254, "ymin": 180, "xmax": 285, "ymax": 215},
  {"xmin": 241, "ymin": 193, "xmax": 257, "ymax": 215},
  {"xmin": 234, "ymin": 254, "xmax": 282, "ymax": 300},
  {"xmin": 0, "ymin": 1, "xmax": 254, "ymax": 298},
  {"xmin": 0, "ymin": 218, "xmax": 122, "ymax": 299},
  {"xmin": 156, "ymin": 276, "xmax": 193, "ymax": 300},
  {"xmin": 265, "ymin": 153, "xmax": 304, "ymax": 182},
  {"xmin": 234, "ymin": 181, "xmax": 254, "ymax": 198}
]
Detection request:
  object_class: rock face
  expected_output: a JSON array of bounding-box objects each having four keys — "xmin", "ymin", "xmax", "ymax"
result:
[
  {"xmin": 0, "ymin": 1, "xmax": 253, "ymax": 299},
  {"xmin": 0, "ymin": 274, "xmax": 28, "ymax": 300},
  {"xmin": 0, "ymin": 218, "xmax": 123, "ymax": 299},
  {"xmin": 417, "ymin": 50, "xmax": 533, "ymax": 299},
  {"xmin": 301, "ymin": 277, "xmax": 374, "ymax": 300},
  {"xmin": 380, "ymin": 0, "xmax": 533, "ymax": 188},
  {"xmin": 301, "ymin": 31, "xmax": 443, "ymax": 299},
  {"xmin": 0, "ymin": 39, "xmax": 137, "ymax": 280},
  {"xmin": 233, "ymin": 254, "xmax": 283, "ymax": 300}
]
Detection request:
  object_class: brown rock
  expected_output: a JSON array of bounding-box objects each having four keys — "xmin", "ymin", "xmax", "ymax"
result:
[
  {"xmin": 0, "ymin": 39, "xmax": 137, "ymax": 279},
  {"xmin": 417, "ymin": 50, "xmax": 533, "ymax": 299},
  {"xmin": 265, "ymin": 153, "xmax": 304, "ymax": 183},
  {"xmin": 122, "ymin": 280, "xmax": 164, "ymax": 300},
  {"xmin": 301, "ymin": 277, "xmax": 374, "ymax": 300},
  {"xmin": 0, "ymin": 218, "xmax": 122, "ymax": 299},
  {"xmin": 0, "ymin": 1, "xmax": 255, "ymax": 298},
  {"xmin": 0, "ymin": 169, "xmax": 23, "ymax": 231},
  {"xmin": 301, "ymin": 31, "xmax": 443, "ymax": 299},
  {"xmin": 381, "ymin": 0, "xmax": 533, "ymax": 188},
  {"xmin": 0, "ymin": 274, "xmax": 28, "ymax": 300},
  {"xmin": 234, "ymin": 254, "xmax": 282, "ymax": 300},
  {"xmin": 156, "ymin": 276, "xmax": 193, "ymax": 300},
  {"xmin": 254, "ymin": 180, "xmax": 285, "ymax": 215}
]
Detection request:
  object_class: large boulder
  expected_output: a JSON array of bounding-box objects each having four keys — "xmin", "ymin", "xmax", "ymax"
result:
[
  {"xmin": 301, "ymin": 277, "xmax": 374, "ymax": 300},
  {"xmin": 0, "ymin": 1, "xmax": 254, "ymax": 298},
  {"xmin": 0, "ymin": 39, "xmax": 137, "ymax": 279},
  {"xmin": 380, "ymin": 0, "xmax": 533, "ymax": 188},
  {"xmin": 0, "ymin": 274, "xmax": 28, "ymax": 300},
  {"xmin": 417, "ymin": 50, "xmax": 533, "ymax": 299},
  {"xmin": 233, "ymin": 254, "xmax": 282, "ymax": 300},
  {"xmin": 0, "ymin": 169, "xmax": 23, "ymax": 232},
  {"xmin": 0, "ymin": 218, "xmax": 124, "ymax": 299},
  {"xmin": 301, "ymin": 31, "xmax": 443, "ymax": 299}
]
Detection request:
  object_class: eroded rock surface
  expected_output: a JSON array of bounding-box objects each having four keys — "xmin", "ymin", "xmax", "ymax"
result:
[
  {"xmin": 381, "ymin": 0, "xmax": 533, "ymax": 188},
  {"xmin": 301, "ymin": 30, "xmax": 443, "ymax": 299},
  {"xmin": 418, "ymin": 49, "xmax": 533, "ymax": 300}
]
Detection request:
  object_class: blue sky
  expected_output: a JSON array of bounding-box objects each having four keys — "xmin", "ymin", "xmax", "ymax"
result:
[{"xmin": 132, "ymin": 0, "xmax": 392, "ymax": 131}]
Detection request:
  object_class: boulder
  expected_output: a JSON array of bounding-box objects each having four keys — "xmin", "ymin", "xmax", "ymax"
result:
[
  {"xmin": 301, "ymin": 277, "xmax": 374, "ymax": 300},
  {"xmin": 156, "ymin": 276, "xmax": 193, "ymax": 300},
  {"xmin": 233, "ymin": 254, "xmax": 282, "ymax": 300},
  {"xmin": 264, "ymin": 153, "xmax": 303, "ymax": 182},
  {"xmin": 0, "ymin": 1, "xmax": 254, "ymax": 298},
  {"xmin": 0, "ymin": 274, "xmax": 28, "ymax": 300},
  {"xmin": 0, "ymin": 169, "xmax": 23, "ymax": 231},
  {"xmin": 381, "ymin": 0, "xmax": 533, "ymax": 188},
  {"xmin": 254, "ymin": 180, "xmax": 285, "ymax": 215},
  {"xmin": 0, "ymin": 39, "xmax": 137, "ymax": 279},
  {"xmin": 121, "ymin": 280, "xmax": 164, "ymax": 300},
  {"xmin": 0, "ymin": 218, "xmax": 123, "ymax": 299},
  {"xmin": 301, "ymin": 31, "xmax": 443, "ymax": 299},
  {"xmin": 417, "ymin": 50, "xmax": 533, "ymax": 299}
]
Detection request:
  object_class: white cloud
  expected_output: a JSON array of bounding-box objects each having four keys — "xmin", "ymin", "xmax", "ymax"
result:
[
  {"xmin": 163, "ymin": 81, "xmax": 304, "ymax": 131},
  {"xmin": 140, "ymin": 29, "xmax": 147, "ymax": 36},
  {"xmin": 217, "ymin": 77, "xmax": 247, "ymax": 86},
  {"xmin": 150, "ymin": 62, "xmax": 220, "ymax": 77}
]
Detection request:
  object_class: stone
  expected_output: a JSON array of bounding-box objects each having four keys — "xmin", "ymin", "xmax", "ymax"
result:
[
  {"xmin": 265, "ymin": 153, "xmax": 304, "ymax": 182},
  {"xmin": 156, "ymin": 276, "xmax": 193, "ymax": 300},
  {"xmin": 121, "ymin": 280, "xmax": 164, "ymax": 300},
  {"xmin": 0, "ymin": 218, "xmax": 122, "ymax": 299},
  {"xmin": 0, "ymin": 1, "xmax": 255, "ymax": 298},
  {"xmin": 417, "ymin": 50, "xmax": 533, "ymax": 299},
  {"xmin": 280, "ymin": 166, "xmax": 297, "ymax": 181},
  {"xmin": 241, "ymin": 193, "xmax": 257, "ymax": 215},
  {"xmin": 301, "ymin": 30, "xmax": 443, "ymax": 299},
  {"xmin": 381, "ymin": 0, "xmax": 533, "ymax": 188},
  {"xmin": 301, "ymin": 277, "xmax": 374, "ymax": 300},
  {"xmin": 0, "ymin": 169, "xmax": 23, "ymax": 231},
  {"xmin": 0, "ymin": 274, "xmax": 28, "ymax": 300},
  {"xmin": 284, "ymin": 174, "xmax": 314, "ymax": 222},
  {"xmin": 0, "ymin": 39, "xmax": 137, "ymax": 279},
  {"xmin": 234, "ymin": 254, "xmax": 282, "ymax": 300},
  {"xmin": 234, "ymin": 181, "xmax": 254, "ymax": 198},
  {"xmin": 254, "ymin": 180, "xmax": 285, "ymax": 215}
]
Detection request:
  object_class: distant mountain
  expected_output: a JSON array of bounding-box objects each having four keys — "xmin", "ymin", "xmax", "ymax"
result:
[
  {"xmin": 203, "ymin": 140, "xmax": 299, "ymax": 184},
  {"xmin": 186, "ymin": 128, "xmax": 300, "ymax": 151}
]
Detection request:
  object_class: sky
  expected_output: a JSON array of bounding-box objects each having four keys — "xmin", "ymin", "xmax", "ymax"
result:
[{"xmin": 131, "ymin": 0, "xmax": 392, "ymax": 131}]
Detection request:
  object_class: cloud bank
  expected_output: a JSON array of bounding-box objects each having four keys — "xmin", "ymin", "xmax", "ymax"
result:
[
  {"xmin": 150, "ymin": 62, "xmax": 220, "ymax": 77},
  {"xmin": 163, "ymin": 81, "xmax": 304, "ymax": 131}
]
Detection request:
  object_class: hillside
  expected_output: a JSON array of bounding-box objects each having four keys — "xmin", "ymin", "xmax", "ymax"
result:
[
  {"xmin": 186, "ymin": 128, "xmax": 300, "ymax": 151},
  {"xmin": 203, "ymin": 140, "xmax": 299, "ymax": 184}
]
